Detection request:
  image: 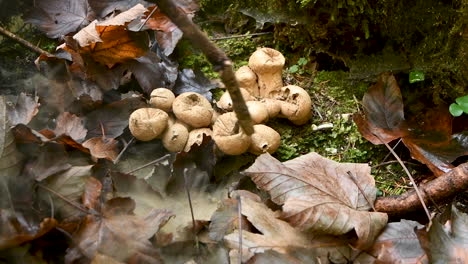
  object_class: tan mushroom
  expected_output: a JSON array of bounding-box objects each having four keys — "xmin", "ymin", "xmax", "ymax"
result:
[
  {"xmin": 212, "ymin": 112, "xmax": 251, "ymax": 155},
  {"xmin": 235, "ymin": 66, "xmax": 259, "ymax": 97},
  {"xmin": 129, "ymin": 108, "xmax": 169, "ymax": 141},
  {"xmin": 161, "ymin": 117, "xmax": 189, "ymax": 152},
  {"xmin": 216, "ymin": 88, "xmax": 253, "ymax": 111},
  {"xmin": 274, "ymin": 85, "xmax": 312, "ymax": 125},
  {"xmin": 184, "ymin": 128, "xmax": 212, "ymax": 152},
  {"xmin": 246, "ymin": 101, "xmax": 269, "ymax": 124},
  {"xmin": 260, "ymin": 98, "xmax": 281, "ymax": 119},
  {"xmin": 248, "ymin": 124, "xmax": 281, "ymax": 155},
  {"xmin": 149, "ymin": 88, "xmax": 175, "ymax": 112},
  {"xmin": 172, "ymin": 92, "xmax": 214, "ymax": 128},
  {"xmin": 248, "ymin": 48, "xmax": 285, "ymax": 97}
]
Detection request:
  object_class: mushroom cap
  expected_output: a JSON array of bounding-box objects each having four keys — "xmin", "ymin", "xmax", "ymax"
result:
[
  {"xmin": 248, "ymin": 48, "xmax": 285, "ymax": 74},
  {"xmin": 149, "ymin": 88, "xmax": 175, "ymax": 112},
  {"xmin": 235, "ymin": 66, "xmax": 259, "ymax": 96},
  {"xmin": 129, "ymin": 108, "xmax": 169, "ymax": 141},
  {"xmin": 274, "ymin": 85, "xmax": 312, "ymax": 125},
  {"xmin": 184, "ymin": 128, "xmax": 213, "ymax": 152},
  {"xmin": 172, "ymin": 92, "xmax": 214, "ymax": 128},
  {"xmin": 260, "ymin": 98, "xmax": 281, "ymax": 118},
  {"xmin": 248, "ymin": 124, "xmax": 281, "ymax": 155},
  {"xmin": 162, "ymin": 118, "xmax": 189, "ymax": 152},
  {"xmin": 212, "ymin": 112, "xmax": 251, "ymax": 155},
  {"xmin": 216, "ymin": 88, "xmax": 253, "ymax": 111},
  {"xmin": 246, "ymin": 101, "xmax": 269, "ymax": 124}
]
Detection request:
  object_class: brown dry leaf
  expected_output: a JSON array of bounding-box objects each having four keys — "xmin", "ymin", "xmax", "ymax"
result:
[
  {"xmin": 353, "ymin": 73, "xmax": 406, "ymax": 144},
  {"xmin": 73, "ymin": 4, "xmax": 149, "ymax": 67},
  {"xmin": 245, "ymin": 153, "xmax": 388, "ymax": 249},
  {"xmin": 65, "ymin": 197, "xmax": 172, "ymax": 263},
  {"xmin": 144, "ymin": 6, "xmax": 178, "ymax": 32},
  {"xmin": 82, "ymin": 177, "xmax": 102, "ymax": 210},
  {"xmin": 366, "ymin": 220, "xmax": 428, "ymax": 263},
  {"xmin": 53, "ymin": 112, "xmax": 87, "ymax": 142},
  {"xmin": 208, "ymin": 198, "xmax": 251, "ymax": 242},
  {"xmin": 6, "ymin": 93, "xmax": 40, "ymax": 126},
  {"xmin": 224, "ymin": 197, "xmax": 312, "ymax": 255},
  {"xmin": 83, "ymin": 137, "xmax": 119, "ymax": 161}
]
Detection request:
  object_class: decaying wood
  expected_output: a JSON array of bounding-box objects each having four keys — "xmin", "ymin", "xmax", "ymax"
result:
[
  {"xmin": 147, "ymin": 0, "xmax": 254, "ymax": 135},
  {"xmin": 375, "ymin": 162, "xmax": 468, "ymax": 216}
]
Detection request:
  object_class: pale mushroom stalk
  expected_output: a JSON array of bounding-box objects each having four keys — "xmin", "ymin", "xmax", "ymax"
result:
[{"xmin": 248, "ymin": 48, "xmax": 285, "ymax": 98}]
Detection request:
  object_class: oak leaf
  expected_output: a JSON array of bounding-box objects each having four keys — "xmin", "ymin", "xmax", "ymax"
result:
[{"xmin": 245, "ymin": 153, "xmax": 388, "ymax": 248}]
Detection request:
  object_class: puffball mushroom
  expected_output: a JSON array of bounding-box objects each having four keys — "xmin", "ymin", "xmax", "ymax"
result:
[
  {"xmin": 260, "ymin": 98, "xmax": 281, "ymax": 119},
  {"xmin": 161, "ymin": 117, "xmax": 189, "ymax": 152},
  {"xmin": 246, "ymin": 101, "xmax": 269, "ymax": 124},
  {"xmin": 184, "ymin": 128, "xmax": 212, "ymax": 152},
  {"xmin": 248, "ymin": 124, "xmax": 281, "ymax": 155},
  {"xmin": 275, "ymin": 85, "xmax": 312, "ymax": 125},
  {"xmin": 213, "ymin": 112, "xmax": 251, "ymax": 155},
  {"xmin": 248, "ymin": 48, "xmax": 285, "ymax": 97},
  {"xmin": 172, "ymin": 92, "xmax": 214, "ymax": 128},
  {"xmin": 149, "ymin": 88, "xmax": 175, "ymax": 112},
  {"xmin": 129, "ymin": 108, "xmax": 169, "ymax": 141},
  {"xmin": 235, "ymin": 66, "xmax": 259, "ymax": 97},
  {"xmin": 217, "ymin": 88, "xmax": 253, "ymax": 111}
]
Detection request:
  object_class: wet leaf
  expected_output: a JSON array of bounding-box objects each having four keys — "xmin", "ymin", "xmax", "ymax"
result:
[
  {"xmin": 354, "ymin": 73, "xmax": 406, "ymax": 144},
  {"xmin": 366, "ymin": 220, "xmax": 428, "ymax": 263},
  {"xmin": 65, "ymin": 197, "xmax": 172, "ymax": 263},
  {"xmin": 85, "ymin": 97, "xmax": 146, "ymax": 139},
  {"xmin": 53, "ymin": 112, "xmax": 87, "ymax": 142},
  {"xmin": 245, "ymin": 153, "xmax": 388, "ymax": 248},
  {"xmin": 24, "ymin": 143, "xmax": 72, "ymax": 181},
  {"xmin": 6, "ymin": 93, "xmax": 40, "ymax": 126},
  {"xmin": 25, "ymin": 0, "xmax": 91, "ymax": 38},
  {"xmin": 88, "ymin": 0, "xmax": 144, "ymax": 18},
  {"xmin": 83, "ymin": 137, "xmax": 119, "ymax": 161},
  {"xmin": 173, "ymin": 69, "xmax": 216, "ymax": 101}
]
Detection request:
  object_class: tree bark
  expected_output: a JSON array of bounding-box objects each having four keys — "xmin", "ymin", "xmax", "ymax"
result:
[
  {"xmin": 375, "ymin": 162, "xmax": 468, "ymax": 216},
  {"xmin": 147, "ymin": 0, "xmax": 254, "ymax": 135}
]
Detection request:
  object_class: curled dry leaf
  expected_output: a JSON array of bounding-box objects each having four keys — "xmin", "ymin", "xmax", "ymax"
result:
[
  {"xmin": 53, "ymin": 112, "xmax": 87, "ymax": 142},
  {"xmin": 83, "ymin": 137, "xmax": 120, "ymax": 161},
  {"xmin": 244, "ymin": 153, "xmax": 388, "ymax": 249}
]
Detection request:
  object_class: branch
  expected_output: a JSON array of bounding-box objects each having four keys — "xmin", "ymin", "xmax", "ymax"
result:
[
  {"xmin": 146, "ymin": 0, "xmax": 254, "ymax": 135},
  {"xmin": 375, "ymin": 162, "xmax": 468, "ymax": 216},
  {"xmin": 0, "ymin": 25, "xmax": 54, "ymax": 57}
]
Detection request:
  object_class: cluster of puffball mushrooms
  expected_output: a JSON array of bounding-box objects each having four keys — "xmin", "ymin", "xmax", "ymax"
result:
[{"xmin": 128, "ymin": 48, "xmax": 312, "ymax": 155}]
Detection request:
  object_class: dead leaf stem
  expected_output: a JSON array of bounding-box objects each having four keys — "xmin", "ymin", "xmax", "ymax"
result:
[{"xmin": 126, "ymin": 154, "xmax": 170, "ymax": 174}]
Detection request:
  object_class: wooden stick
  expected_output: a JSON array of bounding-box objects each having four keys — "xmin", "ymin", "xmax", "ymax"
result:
[
  {"xmin": 0, "ymin": 25, "xmax": 54, "ymax": 57},
  {"xmin": 146, "ymin": 0, "xmax": 254, "ymax": 135}
]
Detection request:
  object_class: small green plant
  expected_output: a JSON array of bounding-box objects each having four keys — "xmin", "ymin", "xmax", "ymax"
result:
[
  {"xmin": 449, "ymin": 95, "xmax": 468, "ymax": 117},
  {"xmin": 287, "ymin": 57, "xmax": 309, "ymax": 75},
  {"xmin": 409, "ymin": 70, "xmax": 425, "ymax": 83}
]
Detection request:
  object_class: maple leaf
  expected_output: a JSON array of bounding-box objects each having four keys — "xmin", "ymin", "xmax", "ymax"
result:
[
  {"xmin": 353, "ymin": 73, "xmax": 406, "ymax": 144},
  {"xmin": 244, "ymin": 153, "xmax": 388, "ymax": 249},
  {"xmin": 88, "ymin": 0, "xmax": 145, "ymax": 18},
  {"xmin": 366, "ymin": 220, "xmax": 428, "ymax": 263},
  {"xmin": 72, "ymin": 4, "xmax": 150, "ymax": 68},
  {"xmin": 418, "ymin": 204, "xmax": 468, "ymax": 263},
  {"xmin": 173, "ymin": 69, "xmax": 216, "ymax": 101},
  {"xmin": 65, "ymin": 197, "xmax": 173, "ymax": 263},
  {"xmin": 6, "ymin": 93, "xmax": 40, "ymax": 126},
  {"xmin": 26, "ymin": 0, "xmax": 91, "ymax": 38}
]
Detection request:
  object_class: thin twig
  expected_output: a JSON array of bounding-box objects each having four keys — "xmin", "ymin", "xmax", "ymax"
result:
[
  {"xmin": 237, "ymin": 195, "xmax": 243, "ymax": 264},
  {"xmin": 210, "ymin": 32, "xmax": 272, "ymax": 41},
  {"xmin": 183, "ymin": 168, "xmax": 200, "ymax": 253},
  {"xmin": 138, "ymin": 6, "xmax": 158, "ymax": 31},
  {"xmin": 372, "ymin": 160, "xmax": 419, "ymax": 169},
  {"xmin": 377, "ymin": 135, "xmax": 432, "ymax": 222},
  {"xmin": 346, "ymin": 171, "xmax": 376, "ymax": 212},
  {"xmin": 114, "ymin": 137, "xmax": 135, "ymax": 164},
  {"xmin": 0, "ymin": 25, "xmax": 54, "ymax": 57},
  {"xmin": 37, "ymin": 184, "xmax": 99, "ymax": 216},
  {"xmin": 126, "ymin": 154, "xmax": 170, "ymax": 174}
]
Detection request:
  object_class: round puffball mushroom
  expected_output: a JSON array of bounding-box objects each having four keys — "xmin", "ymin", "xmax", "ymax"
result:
[
  {"xmin": 213, "ymin": 112, "xmax": 251, "ymax": 155},
  {"xmin": 260, "ymin": 98, "xmax": 281, "ymax": 119},
  {"xmin": 161, "ymin": 118, "xmax": 189, "ymax": 152},
  {"xmin": 248, "ymin": 48, "xmax": 285, "ymax": 98},
  {"xmin": 172, "ymin": 92, "xmax": 214, "ymax": 128},
  {"xmin": 275, "ymin": 85, "xmax": 312, "ymax": 125},
  {"xmin": 235, "ymin": 66, "xmax": 259, "ymax": 97},
  {"xmin": 149, "ymin": 88, "xmax": 175, "ymax": 112},
  {"xmin": 246, "ymin": 101, "xmax": 269, "ymax": 124},
  {"xmin": 216, "ymin": 88, "xmax": 253, "ymax": 111},
  {"xmin": 129, "ymin": 108, "xmax": 169, "ymax": 141},
  {"xmin": 248, "ymin": 124, "xmax": 281, "ymax": 155},
  {"xmin": 184, "ymin": 128, "xmax": 212, "ymax": 152}
]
